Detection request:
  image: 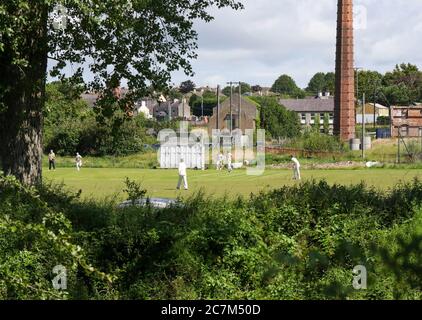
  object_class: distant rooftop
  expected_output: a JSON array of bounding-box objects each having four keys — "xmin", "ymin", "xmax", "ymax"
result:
[{"xmin": 279, "ymin": 96, "xmax": 334, "ymax": 113}]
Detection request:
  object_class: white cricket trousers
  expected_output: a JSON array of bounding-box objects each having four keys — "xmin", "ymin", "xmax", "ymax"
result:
[
  {"xmin": 293, "ymin": 167, "xmax": 301, "ymax": 180},
  {"xmin": 177, "ymin": 175, "xmax": 188, "ymax": 190}
]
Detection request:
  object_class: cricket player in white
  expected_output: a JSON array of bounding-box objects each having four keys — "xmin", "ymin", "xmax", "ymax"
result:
[
  {"xmin": 177, "ymin": 158, "xmax": 188, "ymax": 190},
  {"xmin": 291, "ymin": 155, "xmax": 301, "ymax": 180},
  {"xmin": 227, "ymin": 152, "xmax": 233, "ymax": 173},
  {"xmin": 75, "ymin": 152, "xmax": 83, "ymax": 171},
  {"xmin": 216, "ymin": 153, "xmax": 224, "ymax": 171}
]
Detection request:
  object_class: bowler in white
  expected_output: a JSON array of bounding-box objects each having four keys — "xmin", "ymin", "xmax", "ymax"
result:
[{"xmin": 177, "ymin": 158, "xmax": 188, "ymax": 190}]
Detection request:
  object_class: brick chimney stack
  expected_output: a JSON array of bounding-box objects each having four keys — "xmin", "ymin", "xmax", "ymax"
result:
[{"xmin": 334, "ymin": 0, "xmax": 355, "ymax": 141}]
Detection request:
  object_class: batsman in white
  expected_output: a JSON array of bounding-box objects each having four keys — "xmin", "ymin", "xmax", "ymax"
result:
[
  {"xmin": 75, "ymin": 152, "xmax": 83, "ymax": 171},
  {"xmin": 291, "ymin": 155, "xmax": 301, "ymax": 180},
  {"xmin": 176, "ymin": 158, "xmax": 189, "ymax": 190}
]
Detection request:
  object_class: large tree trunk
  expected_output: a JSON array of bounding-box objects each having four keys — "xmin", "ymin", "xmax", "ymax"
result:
[{"xmin": 0, "ymin": 4, "xmax": 48, "ymax": 185}]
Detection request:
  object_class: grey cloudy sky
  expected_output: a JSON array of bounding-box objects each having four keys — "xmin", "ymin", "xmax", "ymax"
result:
[{"xmin": 171, "ymin": 0, "xmax": 422, "ymax": 89}]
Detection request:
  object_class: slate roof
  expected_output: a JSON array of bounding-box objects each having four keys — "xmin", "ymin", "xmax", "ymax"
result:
[{"xmin": 279, "ymin": 97, "xmax": 334, "ymax": 113}]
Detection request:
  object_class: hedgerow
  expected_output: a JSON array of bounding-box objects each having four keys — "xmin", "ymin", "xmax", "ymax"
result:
[{"xmin": 1, "ymin": 176, "xmax": 421, "ymax": 299}]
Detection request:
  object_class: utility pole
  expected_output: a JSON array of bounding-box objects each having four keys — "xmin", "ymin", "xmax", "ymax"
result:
[
  {"xmin": 201, "ymin": 89, "xmax": 204, "ymax": 118},
  {"xmin": 216, "ymin": 85, "xmax": 220, "ymax": 130},
  {"xmin": 354, "ymin": 67, "xmax": 363, "ymax": 126},
  {"xmin": 238, "ymin": 82, "xmax": 242, "ymax": 131},
  {"xmin": 373, "ymin": 84, "xmax": 377, "ymax": 129},
  {"xmin": 362, "ymin": 93, "xmax": 366, "ymax": 159},
  {"xmin": 227, "ymin": 82, "xmax": 234, "ymax": 133},
  {"xmin": 373, "ymin": 79, "xmax": 381, "ymax": 129},
  {"xmin": 398, "ymin": 131, "xmax": 401, "ymax": 164},
  {"xmin": 227, "ymin": 81, "xmax": 240, "ymax": 133}
]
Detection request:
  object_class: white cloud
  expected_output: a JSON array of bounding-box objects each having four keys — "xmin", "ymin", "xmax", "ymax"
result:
[{"xmin": 172, "ymin": 0, "xmax": 422, "ymax": 88}]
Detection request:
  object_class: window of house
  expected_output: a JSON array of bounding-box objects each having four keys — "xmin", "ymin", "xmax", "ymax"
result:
[
  {"xmin": 225, "ymin": 116, "xmax": 236, "ymax": 129},
  {"xmin": 400, "ymin": 126, "xmax": 409, "ymax": 137},
  {"xmin": 310, "ymin": 113, "xmax": 316, "ymax": 121},
  {"xmin": 301, "ymin": 113, "xmax": 306, "ymax": 121}
]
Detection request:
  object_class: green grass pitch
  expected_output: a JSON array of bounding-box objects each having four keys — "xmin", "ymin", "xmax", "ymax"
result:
[{"xmin": 44, "ymin": 167, "xmax": 422, "ymax": 201}]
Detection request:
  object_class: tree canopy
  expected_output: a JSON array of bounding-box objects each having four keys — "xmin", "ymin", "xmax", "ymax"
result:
[
  {"xmin": 251, "ymin": 96, "xmax": 301, "ymax": 139},
  {"xmin": 0, "ymin": 0, "xmax": 243, "ymax": 184},
  {"xmin": 179, "ymin": 80, "xmax": 196, "ymax": 94},
  {"xmin": 306, "ymin": 72, "xmax": 335, "ymax": 95},
  {"xmin": 271, "ymin": 74, "xmax": 305, "ymax": 98}
]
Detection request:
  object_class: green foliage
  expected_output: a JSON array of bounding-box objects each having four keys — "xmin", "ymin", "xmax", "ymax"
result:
[
  {"xmin": 167, "ymin": 88, "xmax": 183, "ymax": 101},
  {"xmin": 123, "ymin": 178, "xmax": 147, "ymax": 205},
  {"xmin": 382, "ymin": 63, "xmax": 422, "ymax": 105},
  {"xmin": 179, "ymin": 80, "xmax": 196, "ymax": 94},
  {"xmin": 44, "ymin": 82, "xmax": 157, "ymax": 156},
  {"xmin": 313, "ymin": 114, "xmax": 321, "ymax": 133},
  {"xmin": 190, "ymin": 91, "xmax": 218, "ymax": 117},
  {"xmin": 2, "ymin": 174, "xmax": 422, "ymax": 299},
  {"xmin": 294, "ymin": 130, "xmax": 348, "ymax": 153},
  {"xmin": 0, "ymin": 0, "xmax": 244, "ymax": 185},
  {"xmin": 323, "ymin": 113, "xmax": 330, "ymax": 134},
  {"xmin": 222, "ymin": 83, "xmax": 251, "ymax": 96},
  {"xmin": 355, "ymin": 70, "xmax": 383, "ymax": 102},
  {"xmin": 251, "ymin": 96, "xmax": 301, "ymax": 139},
  {"xmin": 271, "ymin": 74, "xmax": 305, "ymax": 98},
  {"xmin": 306, "ymin": 72, "xmax": 335, "ymax": 95},
  {"xmin": 0, "ymin": 175, "xmax": 113, "ymax": 299},
  {"xmin": 377, "ymin": 116, "xmax": 391, "ymax": 126}
]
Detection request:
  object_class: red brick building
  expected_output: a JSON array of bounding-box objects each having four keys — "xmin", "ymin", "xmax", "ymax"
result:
[{"xmin": 391, "ymin": 106, "xmax": 422, "ymax": 137}]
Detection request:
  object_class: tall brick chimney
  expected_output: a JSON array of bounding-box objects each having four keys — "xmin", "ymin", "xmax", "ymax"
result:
[{"xmin": 334, "ymin": 0, "xmax": 355, "ymax": 141}]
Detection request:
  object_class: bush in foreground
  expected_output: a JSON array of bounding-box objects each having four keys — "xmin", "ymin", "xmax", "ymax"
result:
[{"xmin": 1, "ymin": 176, "xmax": 421, "ymax": 299}]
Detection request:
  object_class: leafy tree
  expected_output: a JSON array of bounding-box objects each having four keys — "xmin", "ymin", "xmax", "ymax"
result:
[
  {"xmin": 0, "ymin": 0, "xmax": 243, "ymax": 185},
  {"xmin": 222, "ymin": 83, "xmax": 250, "ymax": 96},
  {"xmin": 189, "ymin": 93, "xmax": 200, "ymax": 107},
  {"xmin": 222, "ymin": 86, "xmax": 232, "ymax": 96},
  {"xmin": 324, "ymin": 72, "xmax": 335, "ymax": 95},
  {"xmin": 239, "ymin": 82, "xmax": 251, "ymax": 94},
  {"xmin": 191, "ymin": 91, "xmax": 220, "ymax": 117},
  {"xmin": 203, "ymin": 90, "xmax": 217, "ymax": 99},
  {"xmin": 355, "ymin": 70, "xmax": 383, "ymax": 103},
  {"xmin": 306, "ymin": 72, "xmax": 336, "ymax": 95},
  {"xmin": 251, "ymin": 96, "xmax": 301, "ymax": 139},
  {"xmin": 323, "ymin": 113, "xmax": 330, "ymax": 134},
  {"xmin": 167, "ymin": 88, "xmax": 183, "ymax": 101},
  {"xmin": 382, "ymin": 63, "xmax": 422, "ymax": 105},
  {"xmin": 380, "ymin": 84, "xmax": 413, "ymax": 106},
  {"xmin": 271, "ymin": 74, "xmax": 304, "ymax": 98},
  {"xmin": 313, "ymin": 114, "xmax": 321, "ymax": 133},
  {"xmin": 306, "ymin": 72, "xmax": 327, "ymax": 94},
  {"xmin": 179, "ymin": 80, "xmax": 196, "ymax": 94}
]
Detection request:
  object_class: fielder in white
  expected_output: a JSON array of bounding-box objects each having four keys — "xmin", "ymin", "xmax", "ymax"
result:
[
  {"xmin": 176, "ymin": 158, "xmax": 188, "ymax": 190},
  {"xmin": 75, "ymin": 152, "xmax": 83, "ymax": 171},
  {"xmin": 216, "ymin": 152, "xmax": 224, "ymax": 171},
  {"xmin": 291, "ymin": 155, "xmax": 301, "ymax": 180},
  {"xmin": 226, "ymin": 152, "xmax": 233, "ymax": 173}
]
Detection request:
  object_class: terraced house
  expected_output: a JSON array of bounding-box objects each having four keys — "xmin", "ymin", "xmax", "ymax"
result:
[{"xmin": 279, "ymin": 93, "xmax": 335, "ymax": 134}]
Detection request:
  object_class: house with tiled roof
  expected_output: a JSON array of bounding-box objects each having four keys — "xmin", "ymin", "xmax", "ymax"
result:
[{"xmin": 279, "ymin": 93, "xmax": 334, "ymax": 133}]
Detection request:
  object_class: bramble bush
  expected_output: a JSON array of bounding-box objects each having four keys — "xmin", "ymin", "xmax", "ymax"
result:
[
  {"xmin": 1, "ymin": 175, "xmax": 421, "ymax": 300},
  {"xmin": 0, "ymin": 176, "xmax": 114, "ymax": 299},
  {"xmin": 287, "ymin": 130, "xmax": 348, "ymax": 153}
]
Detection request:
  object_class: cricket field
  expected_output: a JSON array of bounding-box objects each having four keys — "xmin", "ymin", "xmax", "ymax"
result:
[{"xmin": 44, "ymin": 167, "xmax": 422, "ymax": 200}]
